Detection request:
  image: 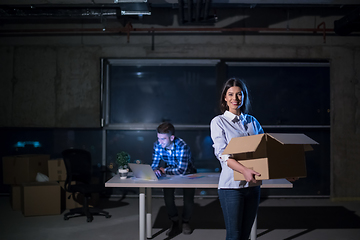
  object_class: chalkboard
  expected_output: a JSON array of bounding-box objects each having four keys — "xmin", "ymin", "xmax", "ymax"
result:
[
  {"xmin": 104, "ymin": 59, "xmax": 219, "ymax": 125},
  {"xmin": 226, "ymin": 62, "xmax": 330, "ymax": 126}
]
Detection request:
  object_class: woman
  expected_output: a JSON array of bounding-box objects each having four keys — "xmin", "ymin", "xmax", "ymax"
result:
[{"xmin": 210, "ymin": 77, "xmax": 264, "ymax": 240}]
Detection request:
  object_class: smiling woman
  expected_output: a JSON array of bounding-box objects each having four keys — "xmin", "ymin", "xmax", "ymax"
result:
[
  {"xmin": 210, "ymin": 77, "xmax": 264, "ymax": 240},
  {"xmin": 221, "ymin": 78, "xmax": 249, "ymax": 116}
]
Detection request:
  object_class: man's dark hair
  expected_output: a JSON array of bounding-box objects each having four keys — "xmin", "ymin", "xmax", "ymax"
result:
[{"xmin": 157, "ymin": 122, "xmax": 175, "ymax": 136}]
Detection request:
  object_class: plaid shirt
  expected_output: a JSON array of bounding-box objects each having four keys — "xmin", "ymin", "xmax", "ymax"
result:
[{"xmin": 151, "ymin": 137, "xmax": 193, "ymax": 175}]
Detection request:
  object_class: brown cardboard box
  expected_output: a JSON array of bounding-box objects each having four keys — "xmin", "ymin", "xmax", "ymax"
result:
[
  {"xmin": 21, "ymin": 181, "xmax": 61, "ymax": 216},
  {"xmin": 59, "ymin": 179, "xmax": 100, "ymax": 210},
  {"xmin": 222, "ymin": 133, "xmax": 318, "ymax": 180},
  {"xmin": 3, "ymin": 154, "xmax": 49, "ymax": 185},
  {"xmin": 11, "ymin": 185, "xmax": 21, "ymax": 211},
  {"xmin": 48, "ymin": 158, "xmax": 67, "ymax": 181}
]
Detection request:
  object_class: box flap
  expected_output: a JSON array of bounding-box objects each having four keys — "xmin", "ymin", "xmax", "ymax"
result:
[
  {"xmin": 304, "ymin": 144, "xmax": 314, "ymax": 151},
  {"xmin": 267, "ymin": 133, "xmax": 319, "ymax": 145},
  {"xmin": 222, "ymin": 134, "xmax": 265, "ymax": 155}
]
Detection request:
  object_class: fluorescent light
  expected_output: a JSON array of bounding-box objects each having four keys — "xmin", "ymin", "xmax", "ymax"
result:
[
  {"xmin": 114, "ymin": 0, "xmax": 147, "ymax": 3},
  {"xmin": 118, "ymin": 2, "xmax": 151, "ymax": 16},
  {"xmin": 121, "ymin": 10, "xmax": 151, "ymax": 16}
]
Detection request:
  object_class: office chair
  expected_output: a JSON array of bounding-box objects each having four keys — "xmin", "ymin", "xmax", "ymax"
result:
[{"xmin": 62, "ymin": 148, "xmax": 111, "ymax": 222}]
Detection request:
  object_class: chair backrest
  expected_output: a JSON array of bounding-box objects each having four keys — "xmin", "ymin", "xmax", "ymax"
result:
[{"xmin": 62, "ymin": 149, "xmax": 93, "ymax": 191}]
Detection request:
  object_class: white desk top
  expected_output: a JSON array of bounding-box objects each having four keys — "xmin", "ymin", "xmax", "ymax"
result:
[{"xmin": 105, "ymin": 172, "xmax": 292, "ymax": 188}]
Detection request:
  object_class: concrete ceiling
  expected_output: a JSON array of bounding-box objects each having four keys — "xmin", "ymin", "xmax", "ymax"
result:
[
  {"xmin": 0, "ymin": 0, "xmax": 359, "ymax": 36},
  {"xmin": 0, "ymin": 0, "xmax": 360, "ymax": 5}
]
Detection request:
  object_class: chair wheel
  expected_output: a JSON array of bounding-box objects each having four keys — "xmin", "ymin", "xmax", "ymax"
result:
[
  {"xmin": 87, "ymin": 217, "xmax": 93, "ymax": 222},
  {"xmin": 106, "ymin": 215, "xmax": 112, "ymax": 218},
  {"xmin": 64, "ymin": 216, "xmax": 69, "ymax": 220}
]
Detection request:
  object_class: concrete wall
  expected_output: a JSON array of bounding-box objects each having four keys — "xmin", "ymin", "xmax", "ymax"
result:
[{"xmin": 0, "ymin": 13, "xmax": 359, "ymax": 199}]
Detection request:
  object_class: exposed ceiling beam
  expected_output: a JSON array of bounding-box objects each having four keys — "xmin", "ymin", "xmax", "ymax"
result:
[{"xmin": 1, "ymin": 0, "xmax": 360, "ymax": 6}]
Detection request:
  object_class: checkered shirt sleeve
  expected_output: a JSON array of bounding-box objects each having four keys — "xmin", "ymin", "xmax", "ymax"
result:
[{"xmin": 151, "ymin": 137, "xmax": 192, "ymax": 175}]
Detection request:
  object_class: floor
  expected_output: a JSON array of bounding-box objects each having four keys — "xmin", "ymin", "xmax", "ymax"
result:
[{"xmin": 1, "ymin": 195, "xmax": 360, "ymax": 240}]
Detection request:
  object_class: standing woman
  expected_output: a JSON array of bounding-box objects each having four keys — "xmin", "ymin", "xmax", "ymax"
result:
[{"xmin": 210, "ymin": 77, "xmax": 264, "ymax": 240}]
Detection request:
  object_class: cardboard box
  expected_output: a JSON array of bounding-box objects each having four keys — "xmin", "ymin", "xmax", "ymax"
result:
[
  {"xmin": 222, "ymin": 133, "xmax": 318, "ymax": 180},
  {"xmin": 21, "ymin": 181, "xmax": 61, "ymax": 216},
  {"xmin": 48, "ymin": 158, "xmax": 67, "ymax": 181},
  {"xmin": 11, "ymin": 185, "xmax": 22, "ymax": 211},
  {"xmin": 3, "ymin": 154, "xmax": 49, "ymax": 185},
  {"xmin": 59, "ymin": 180, "xmax": 100, "ymax": 210}
]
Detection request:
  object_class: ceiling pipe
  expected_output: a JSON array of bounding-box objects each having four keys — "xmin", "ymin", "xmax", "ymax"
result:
[{"xmin": 0, "ymin": 22, "xmax": 333, "ymax": 43}]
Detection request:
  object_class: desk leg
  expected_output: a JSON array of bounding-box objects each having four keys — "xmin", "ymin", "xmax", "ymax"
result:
[
  {"xmin": 146, "ymin": 188, "xmax": 152, "ymax": 239},
  {"xmin": 139, "ymin": 188, "xmax": 146, "ymax": 240},
  {"xmin": 250, "ymin": 215, "xmax": 257, "ymax": 240}
]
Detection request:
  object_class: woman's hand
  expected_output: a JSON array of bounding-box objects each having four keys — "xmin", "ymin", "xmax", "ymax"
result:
[
  {"xmin": 242, "ymin": 168, "xmax": 261, "ymax": 183},
  {"xmin": 227, "ymin": 158, "xmax": 261, "ymax": 183}
]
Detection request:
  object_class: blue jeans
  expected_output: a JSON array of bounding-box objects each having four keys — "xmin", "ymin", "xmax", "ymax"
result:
[{"xmin": 218, "ymin": 186, "xmax": 261, "ymax": 240}]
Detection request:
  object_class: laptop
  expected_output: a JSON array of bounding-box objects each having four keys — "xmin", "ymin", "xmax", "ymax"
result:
[{"xmin": 128, "ymin": 163, "xmax": 161, "ymax": 181}]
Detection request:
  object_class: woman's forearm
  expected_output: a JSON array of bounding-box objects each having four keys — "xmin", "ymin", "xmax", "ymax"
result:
[
  {"xmin": 226, "ymin": 158, "xmax": 260, "ymax": 183},
  {"xmin": 227, "ymin": 158, "xmax": 247, "ymax": 173}
]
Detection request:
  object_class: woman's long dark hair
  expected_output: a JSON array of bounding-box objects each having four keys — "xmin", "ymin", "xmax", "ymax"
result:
[{"xmin": 219, "ymin": 77, "xmax": 251, "ymax": 114}]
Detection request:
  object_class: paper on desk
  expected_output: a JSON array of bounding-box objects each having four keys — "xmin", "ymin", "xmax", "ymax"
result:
[{"xmin": 181, "ymin": 174, "xmax": 205, "ymax": 179}]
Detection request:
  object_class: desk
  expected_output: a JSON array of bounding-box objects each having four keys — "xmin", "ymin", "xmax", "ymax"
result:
[{"xmin": 105, "ymin": 172, "xmax": 292, "ymax": 240}]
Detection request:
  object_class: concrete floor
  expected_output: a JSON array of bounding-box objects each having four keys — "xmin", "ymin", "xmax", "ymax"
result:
[{"xmin": 1, "ymin": 196, "xmax": 360, "ymax": 240}]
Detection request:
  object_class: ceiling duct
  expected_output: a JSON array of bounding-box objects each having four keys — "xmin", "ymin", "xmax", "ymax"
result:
[
  {"xmin": 0, "ymin": 7, "xmax": 117, "ymax": 18},
  {"xmin": 178, "ymin": 0, "xmax": 215, "ymax": 25},
  {"xmin": 334, "ymin": 7, "xmax": 360, "ymax": 36},
  {"xmin": 0, "ymin": 2, "xmax": 151, "ymax": 20}
]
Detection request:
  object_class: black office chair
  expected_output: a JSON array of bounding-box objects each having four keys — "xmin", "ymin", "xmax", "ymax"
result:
[{"xmin": 62, "ymin": 148, "xmax": 111, "ymax": 222}]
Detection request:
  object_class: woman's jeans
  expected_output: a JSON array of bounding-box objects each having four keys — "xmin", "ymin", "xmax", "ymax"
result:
[
  {"xmin": 218, "ymin": 186, "xmax": 261, "ymax": 240},
  {"xmin": 163, "ymin": 188, "xmax": 195, "ymax": 222}
]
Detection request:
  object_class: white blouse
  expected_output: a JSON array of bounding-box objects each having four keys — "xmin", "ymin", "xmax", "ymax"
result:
[{"xmin": 210, "ymin": 111, "xmax": 264, "ymax": 189}]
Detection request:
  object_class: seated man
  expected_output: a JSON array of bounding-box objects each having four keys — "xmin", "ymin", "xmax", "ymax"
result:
[{"xmin": 151, "ymin": 122, "xmax": 196, "ymax": 236}]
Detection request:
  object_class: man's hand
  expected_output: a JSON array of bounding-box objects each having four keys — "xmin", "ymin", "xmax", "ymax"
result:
[
  {"xmin": 154, "ymin": 170, "xmax": 162, "ymax": 177},
  {"xmin": 154, "ymin": 167, "xmax": 165, "ymax": 177}
]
